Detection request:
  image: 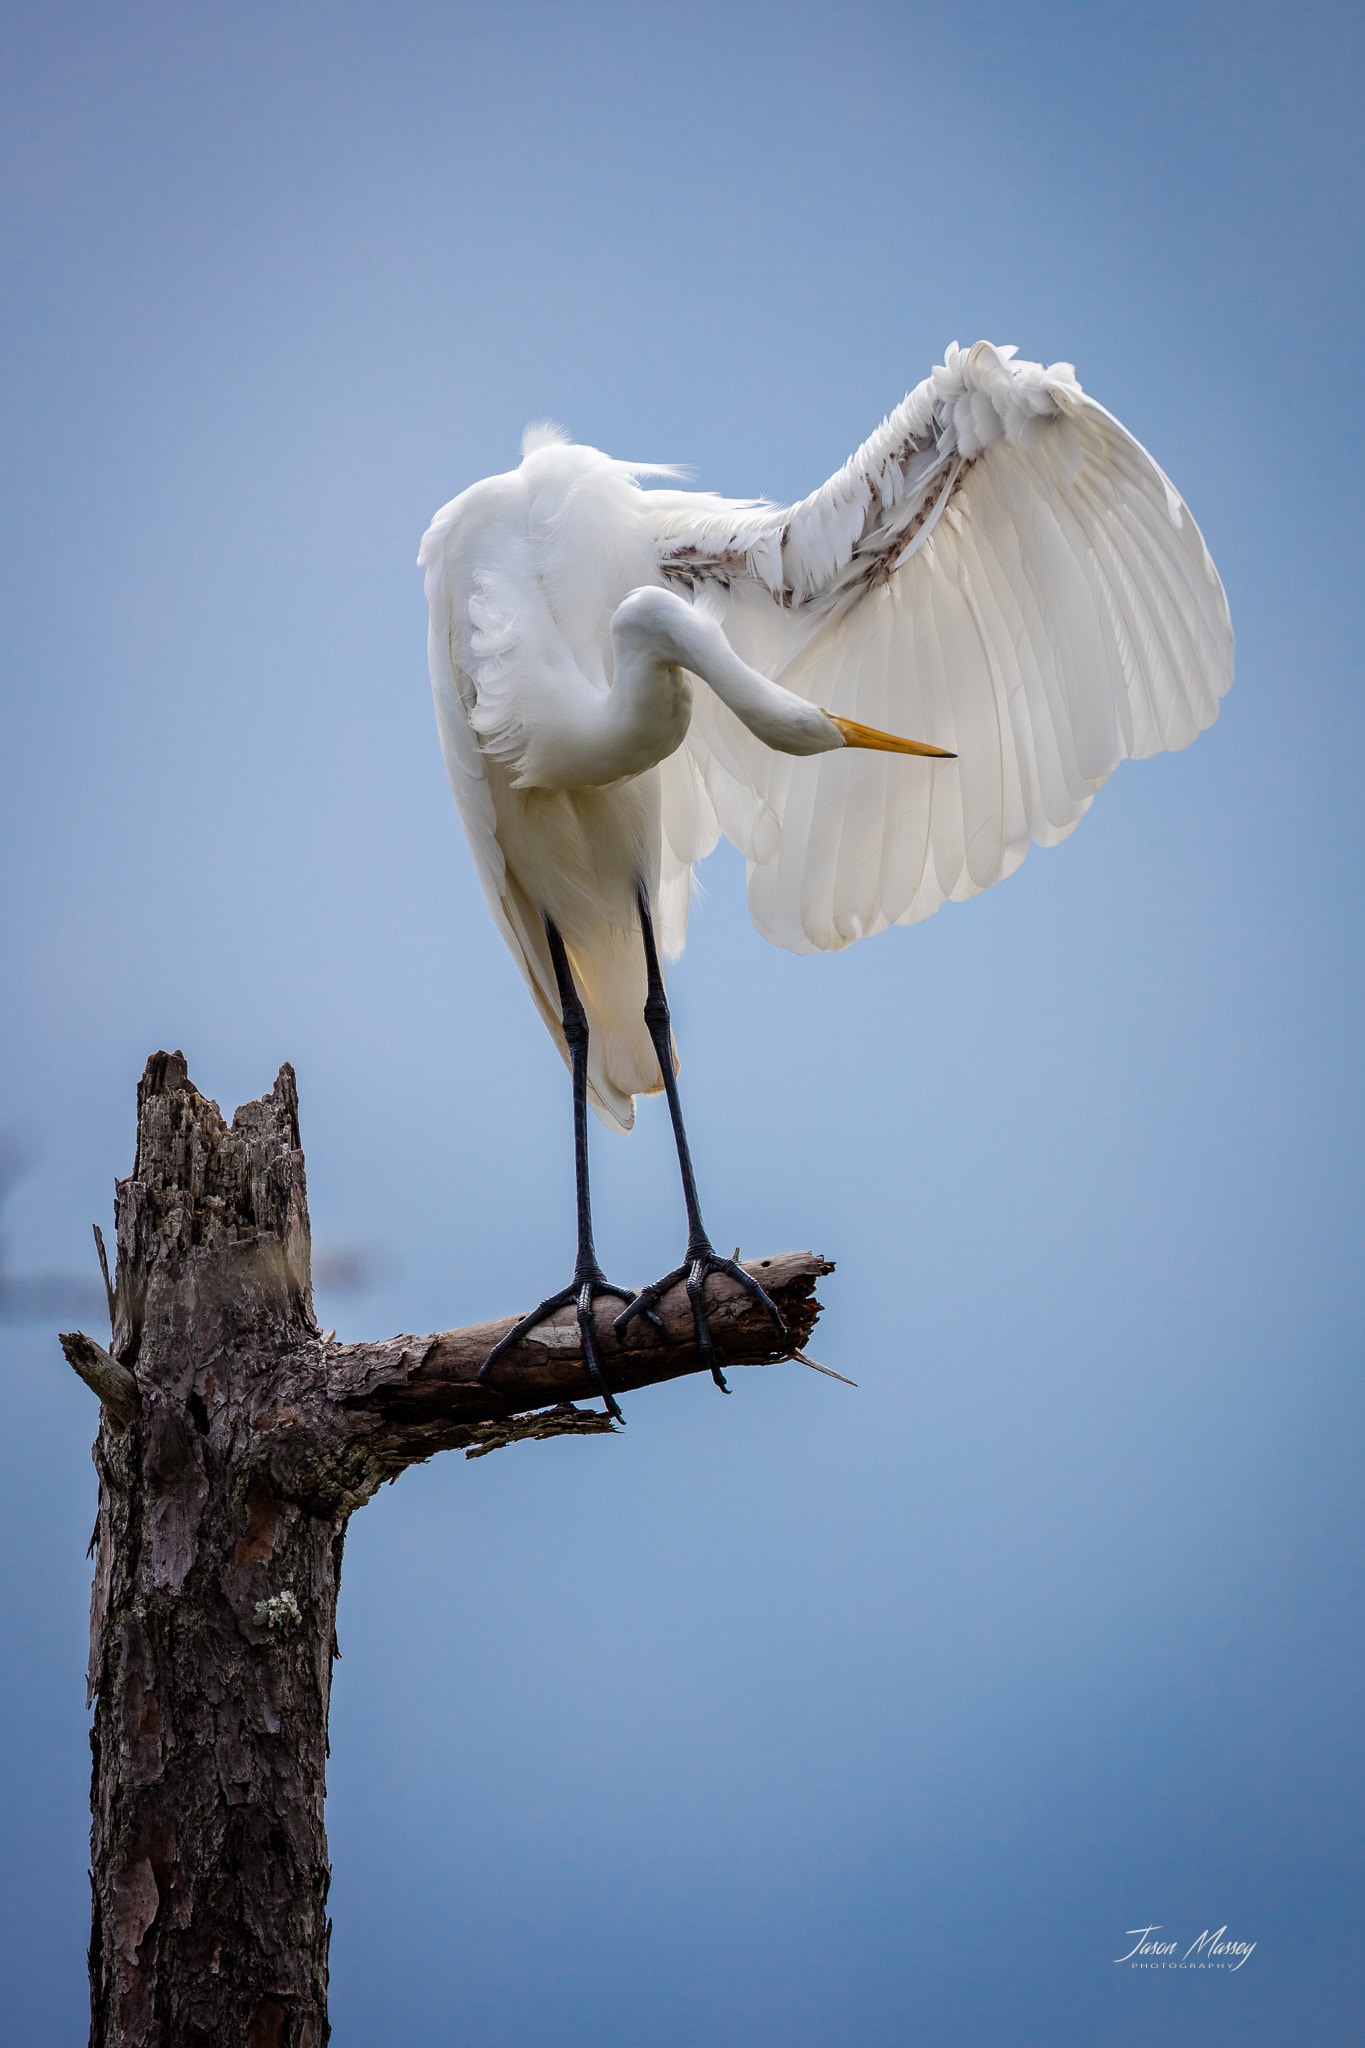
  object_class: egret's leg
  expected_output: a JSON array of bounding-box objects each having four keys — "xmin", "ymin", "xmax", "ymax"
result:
[
  {"xmin": 614, "ymin": 887, "xmax": 787, "ymax": 1388},
  {"xmin": 479, "ymin": 918, "xmax": 651, "ymax": 1422}
]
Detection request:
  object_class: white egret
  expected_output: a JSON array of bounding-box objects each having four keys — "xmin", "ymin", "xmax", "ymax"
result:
[{"xmin": 420, "ymin": 340, "xmax": 1233, "ymax": 1416}]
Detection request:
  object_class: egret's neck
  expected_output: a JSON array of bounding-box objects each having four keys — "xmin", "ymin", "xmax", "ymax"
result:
[
  {"xmin": 596, "ymin": 640, "xmax": 694, "ymax": 782},
  {"xmin": 511, "ymin": 629, "xmax": 693, "ymax": 789},
  {"xmin": 509, "ymin": 585, "xmax": 844, "ymax": 791},
  {"xmin": 611, "ymin": 587, "xmax": 842, "ymax": 756}
]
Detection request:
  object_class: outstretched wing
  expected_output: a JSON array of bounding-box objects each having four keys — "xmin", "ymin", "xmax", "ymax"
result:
[{"xmin": 642, "ymin": 341, "xmax": 1234, "ymax": 954}]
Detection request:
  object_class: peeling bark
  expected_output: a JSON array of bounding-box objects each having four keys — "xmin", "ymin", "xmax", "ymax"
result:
[{"xmin": 75, "ymin": 1052, "xmax": 833, "ymax": 2046}]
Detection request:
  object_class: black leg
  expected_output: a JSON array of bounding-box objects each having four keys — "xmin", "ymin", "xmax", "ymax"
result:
[
  {"xmin": 614, "ymin": 887, "xmax": 787, "ymax": 1388},
  {"xmin": 479, "ymin": 918, "xmax": 653, "ymax": 1422}
]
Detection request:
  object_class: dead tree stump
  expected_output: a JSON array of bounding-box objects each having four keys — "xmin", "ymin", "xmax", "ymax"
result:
[{"xmin": 63, "ymin": 1053, "xmax": 833, "ymax": 2047}]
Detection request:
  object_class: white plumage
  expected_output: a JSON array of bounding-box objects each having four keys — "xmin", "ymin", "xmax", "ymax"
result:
[{"xmin": 420, "ymin": 340, "xmax": 1232, "ymax": 1137}]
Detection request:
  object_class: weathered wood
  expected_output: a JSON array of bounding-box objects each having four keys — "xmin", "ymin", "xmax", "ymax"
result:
[
  {"xmin": 93, "ymin": 1222, "xmax": 117, "ymax": 1331},
  {"xmin": 59, "ymin": 1330, "xmax": 141, "ymax": 1427},
  {"xmin": 83, "ymin": 1056, "xmax": 334, "ymax": 2048},
  {"xmin": 70, "ymin": 1052, "xmax": 834, "ymax": 2048},
  {"xmin": 331, "ymin": 1247, "xmax": 831, "ymax": 1486}
]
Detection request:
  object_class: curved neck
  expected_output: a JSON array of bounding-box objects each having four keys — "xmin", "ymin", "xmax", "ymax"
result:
[
  {"xmin": 612, "ymin": 588, "xmax": 841, "ymax": 756},
  {"xmin": 513, "ymin": 585, "xmax": 949, "ymax": 792},
  {"xmin": 512, "ymin": 629, "xmax": 692, "ymax": 789}
]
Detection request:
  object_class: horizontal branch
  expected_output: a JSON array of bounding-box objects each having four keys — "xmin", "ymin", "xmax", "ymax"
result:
[
  {"xmin": 332, "ymin": 1251, "xmax": 834, "ymax": 1471},
  {"xmin": 59, "ymin": 1330, "xmax": 141, "ymax": 1428}
]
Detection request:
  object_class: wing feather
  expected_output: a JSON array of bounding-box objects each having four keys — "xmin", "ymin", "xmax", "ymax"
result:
[{"xmin": 645, "ymin": 341, "xmax": 1233, "ymax": 954}]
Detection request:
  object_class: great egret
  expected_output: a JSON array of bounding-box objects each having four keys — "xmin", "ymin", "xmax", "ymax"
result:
[{"xmin": 420, "ymin": 340, "xmax": 1233, "ymax": 1417}]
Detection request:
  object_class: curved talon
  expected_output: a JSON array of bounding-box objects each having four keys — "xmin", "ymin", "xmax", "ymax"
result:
[
  {"xmin": 705, "ymin": 1254, "xmax": 787, "ymax": 1341},
  {"xmin": 479, "ymin": 1285, "xmax": 576, "ymax": 1379},
  {"xmin": 613, "ymin": 1287, "xmax": 670, "ymax": 1342},
  {"xmin": 685, "ymin": 1259, "xmax": 729, "ymax": 1392},
  {"xmin": 479, "ymin": 1270, "xmax": 632, "ymax": 1423},
  {"xmin": 573, "ymin": 1280, "xmax": 626, "ymax": 1424},
  {"xmin": 616, "ymin": 1250, "xmax": 788, "ymax": 1394}
]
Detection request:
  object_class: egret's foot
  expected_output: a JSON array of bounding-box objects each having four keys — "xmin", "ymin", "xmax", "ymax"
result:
[
  {"xmin": 614, "ymin": 1245, "xmax": 787, "ymax": 1393},
  {"xmin": 479, "ymin": 1267, "xmax": 661, "ymax": 1423}
]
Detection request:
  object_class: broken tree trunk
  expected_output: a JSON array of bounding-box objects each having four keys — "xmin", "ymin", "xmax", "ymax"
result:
[{"xmin": 63, "ymin": 1052, "xmax": 833, "ymax": 2048}]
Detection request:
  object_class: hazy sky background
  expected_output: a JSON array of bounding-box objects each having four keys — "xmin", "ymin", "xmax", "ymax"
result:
[{"xmin": 2, "ymin": 3, "xmax": 1361, "ymax": 2042}]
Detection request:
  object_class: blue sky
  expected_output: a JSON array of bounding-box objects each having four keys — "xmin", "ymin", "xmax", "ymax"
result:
[{"xmin": 2, "ymin": 3, "xmax": 1361, "ymax": 2042}]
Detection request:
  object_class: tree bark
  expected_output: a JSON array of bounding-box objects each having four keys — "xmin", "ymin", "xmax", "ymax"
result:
[{"xmin": 65, "ymin": 1052, "xmax": 833, "ymax": 2048}]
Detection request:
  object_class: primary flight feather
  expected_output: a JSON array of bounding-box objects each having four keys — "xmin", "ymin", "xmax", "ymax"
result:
[{"xmin": 419, "ymin": 339, "xmax": 1232, "ymax": 1410}]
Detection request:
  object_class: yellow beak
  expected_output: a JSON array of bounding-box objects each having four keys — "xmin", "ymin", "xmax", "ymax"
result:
[{"xmin": 822, "ymin": 712, "xmax": 956, "ymax": 759}]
